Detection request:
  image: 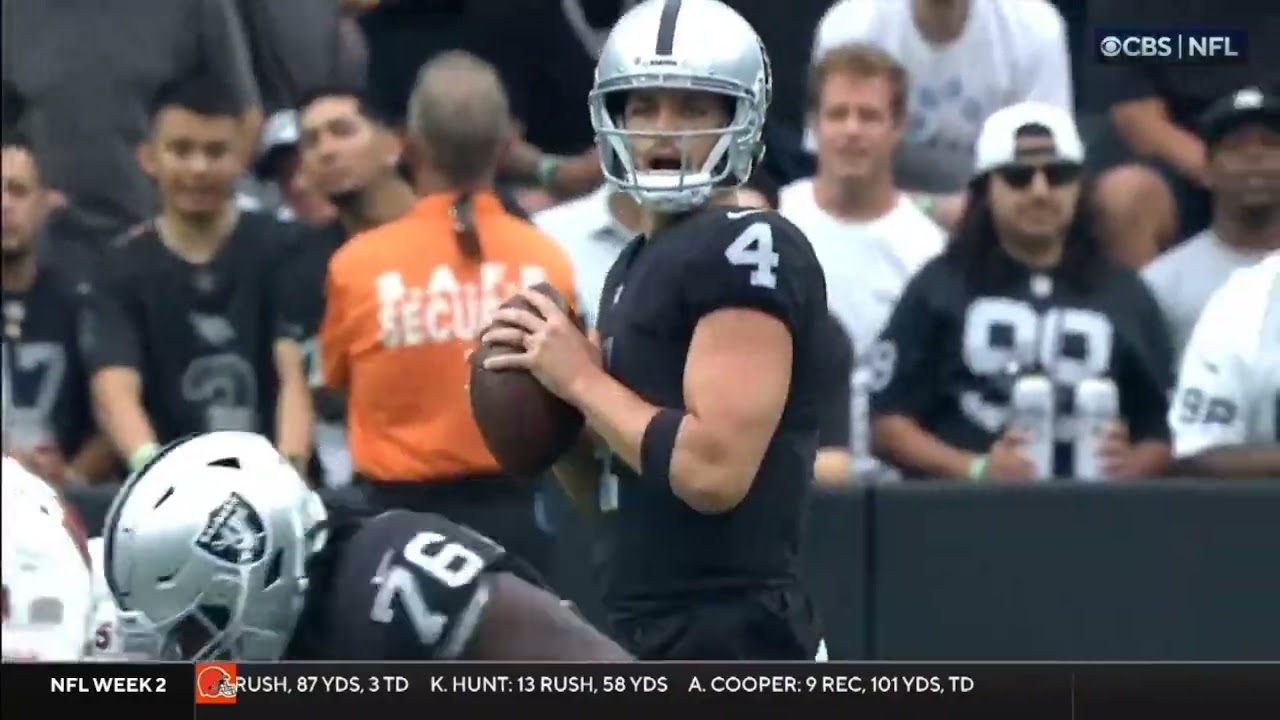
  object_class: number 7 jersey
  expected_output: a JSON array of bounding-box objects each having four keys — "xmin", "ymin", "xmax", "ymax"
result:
[{"xmin": 593, "ymin": 206, "xmax": 830, "ymax": 604}]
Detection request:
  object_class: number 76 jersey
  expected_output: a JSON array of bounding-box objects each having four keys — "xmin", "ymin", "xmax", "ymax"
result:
[
  {"xmin": 593, "ymin": 207, "xmax": 830, "ymax": 602},
  {"xmin": 301, "ymin": 510, "xmax": 509, "ymax": 660}
]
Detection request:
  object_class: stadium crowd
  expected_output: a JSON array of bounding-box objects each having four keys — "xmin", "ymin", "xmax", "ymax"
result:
[{"xmin": 1, "ymin": 0, "xmax": 1277, "ymax": 662}]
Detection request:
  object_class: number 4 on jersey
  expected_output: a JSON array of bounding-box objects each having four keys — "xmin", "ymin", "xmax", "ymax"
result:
[{"xmin": 724, "ymin": 222, "xmax": 780, "ymax": 290}]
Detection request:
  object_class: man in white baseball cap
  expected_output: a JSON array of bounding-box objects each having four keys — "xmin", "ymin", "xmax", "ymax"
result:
[
  {"xmin": 869, "ymin": 100, "xmax": 1175, "ymax": 483},
  {"xmin": 969, "ymin": 101, "xmax": 1087, "ymax": 263}
]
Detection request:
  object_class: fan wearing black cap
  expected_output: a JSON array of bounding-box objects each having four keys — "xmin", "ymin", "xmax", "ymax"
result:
[
  {"xmin": 870, "ymin": 102, "xmax": 1174, "ymax": 482},
  {"xmin": 1144, "ymin": 87, "xmax": 1280, "ymax": 360},
  {"xmin": 1089, "ymin": 2, "xmax": 1280, "ymax": 268}
]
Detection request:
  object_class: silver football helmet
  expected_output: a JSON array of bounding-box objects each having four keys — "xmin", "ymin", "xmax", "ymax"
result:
[
  {"xmin": 102, "ymin": 432, "xmax": 328, "ymax": 661},
  {"xmin": 590, "ymin": 0, "xmax": 772, "ymax": 212}
]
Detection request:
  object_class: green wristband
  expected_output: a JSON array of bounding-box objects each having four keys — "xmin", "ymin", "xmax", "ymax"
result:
[
  {"xmin": 535, "ymin": 155, "xmax": 562, "ymax": 188},
  {"xmin": 967, "ymin": 455, "xmax": 988, "ymax": 482},
  {"xmin": 128, "ymin": 443, "xmax": 161, "ymax": 472}
]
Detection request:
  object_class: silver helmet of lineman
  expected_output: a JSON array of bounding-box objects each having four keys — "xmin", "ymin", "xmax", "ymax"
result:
[
  {"xmin": 590, "ymin": 0, "xmax": 772, "ymax": 212},
  {"xmin": 102, "ymin": 432, "xmax": 328, "ymax": 660}
]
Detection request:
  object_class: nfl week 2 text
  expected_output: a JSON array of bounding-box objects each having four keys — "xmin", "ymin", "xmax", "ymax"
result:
[{"xmin": 50, "ymin": 676, "xmax": 168, "ymax": 693}]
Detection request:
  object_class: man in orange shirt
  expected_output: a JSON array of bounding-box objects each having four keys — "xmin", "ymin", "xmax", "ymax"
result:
[{"xmin": 319, "ymin": 51, "xmax": 577, "ymax": 575}]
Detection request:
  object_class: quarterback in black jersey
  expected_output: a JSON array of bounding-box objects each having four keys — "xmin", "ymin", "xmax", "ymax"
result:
[
  {"xmin": 100, "ymin": 431, "xmax": 629, "ymax": 661},
  {"xmin": 78, "ymin": 79, "xmax": 312, "ymax": 472},
  {"xmin": 480, "ymin": 0, "xmax": 828, "ymax": 660},
  {"xmin": 870, "ymin": 102, "xmax": 1173, "ymax": 482}
]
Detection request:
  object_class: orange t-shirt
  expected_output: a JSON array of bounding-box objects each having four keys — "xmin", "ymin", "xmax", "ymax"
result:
[{"xmin": 319, "ymin": 192, "xmax": 578, "ymax": 481}]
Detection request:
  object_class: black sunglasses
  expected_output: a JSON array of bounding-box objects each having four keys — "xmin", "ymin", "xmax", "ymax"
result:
[{"xmin": 994, "ymin": 161, "xmax": 1082, "ymax": 189}]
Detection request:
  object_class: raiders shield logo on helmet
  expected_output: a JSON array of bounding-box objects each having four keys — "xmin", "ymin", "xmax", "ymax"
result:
[{"xmin": 193, "ymin": 494, "xmax": 267, "ymax": 566}]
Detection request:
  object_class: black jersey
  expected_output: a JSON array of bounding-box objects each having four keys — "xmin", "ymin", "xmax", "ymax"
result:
[
  {"xmin": 0, "ymin": 264, "xmax": 95, "ymax": 457},
  {"xmin": 289, "ymin": 507, "xmax": 513, "ymax": 660},
  {"xmin": 78, "ymin": 212, "xmax": 300, "ymax": 443},
  {"xmin": 818, "ymin": 312, "xmax": 854, "ymax": 450},
  {"xmin": 594, "ymin": 206, "xmax": 829, "ymax": 607},
  {"xmin": 277, "ymin": 222, "xmax": 347, "ymax": 421},
  {"xmin": 869, "ymin": 249, "xmax": 1174, "ymax": 478}
]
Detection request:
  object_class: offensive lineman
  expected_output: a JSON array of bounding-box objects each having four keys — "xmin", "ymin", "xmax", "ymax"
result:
[
  {"xmin": 481, "ymin": 0, "xmax": 830, "ymax": 660},
  {"xmin": 1169, "ymin": 252, "xmax": 1280, "ymax": 476},
  {"xmin": 100, "ymin": 431, "xmax": 630, "ymax": 661}
]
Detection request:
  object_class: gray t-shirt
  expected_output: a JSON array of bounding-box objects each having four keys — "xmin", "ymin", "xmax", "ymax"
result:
[
  {"xmin": 1142, "ymin": 229, "xmax": 1270, "ymax": 360},
  {"xmin": 3, "ymin": 0, "xmax": 259, "ymax": 235}
]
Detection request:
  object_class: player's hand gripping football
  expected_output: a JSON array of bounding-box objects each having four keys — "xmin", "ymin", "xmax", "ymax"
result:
[{"xmin": 481, "ymin": 288, "xmax": 602, "ymax": 403}]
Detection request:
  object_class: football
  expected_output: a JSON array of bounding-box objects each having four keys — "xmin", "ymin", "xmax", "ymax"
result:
[{"xmin": 469, "ymin": 283, "xmax": 585, "ymax": 476}]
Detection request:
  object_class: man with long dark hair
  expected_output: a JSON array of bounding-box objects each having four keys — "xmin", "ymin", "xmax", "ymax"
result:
[{"xmin": 869, "ymin": 102, "xmax": 1173, "ymax": 482}]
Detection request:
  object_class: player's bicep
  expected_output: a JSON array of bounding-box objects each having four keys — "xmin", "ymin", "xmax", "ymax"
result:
[{"xmin": 684, "ymin": 308, "xmax": 792, "ymax": 463}]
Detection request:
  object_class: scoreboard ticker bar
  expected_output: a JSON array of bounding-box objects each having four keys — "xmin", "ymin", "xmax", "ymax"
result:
[{"xmin": 5, "ymin": 662, "xmax": 1280, "ymax": 718}]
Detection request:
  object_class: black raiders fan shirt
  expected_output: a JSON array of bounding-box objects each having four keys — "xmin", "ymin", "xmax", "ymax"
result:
[
  {"xmin": 79, "ymin": 212, "xmax": 301, "ymax": 444},
  {"xmin": 593, "ymin": 207, "xmax": 830, "ymax": 608},
  {"xmin": 1, "ymin": 264, "xmax": 96, "ymax": 457},
  {"xmin": 869, "ymin": 249, "xmax": 1174, "ymax": 478}
]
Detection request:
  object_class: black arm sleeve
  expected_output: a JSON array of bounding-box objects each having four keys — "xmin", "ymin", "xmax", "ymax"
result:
[
  {"xmin": 272, "ymin": 233, "xmax": 312, "ymax": 344},
  {"xmin": 817, "ymin": 313, "xmax": 853, "ymax": 449},
  {"xmin": 1118, "ymin": 274, "xmax": 1175, "ymax": 444},
  {"xmin": 868, "ymin": 260, "xmax": 944, "ymax": 420},
  {"xmin": 78, "ymin": 264, "xmax": 144, "ymax": 373}
]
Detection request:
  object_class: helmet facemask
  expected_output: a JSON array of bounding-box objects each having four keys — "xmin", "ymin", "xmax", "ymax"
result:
[{"xmin": 590, "ymin": 75, "xmax": 765, "ymax": 213}]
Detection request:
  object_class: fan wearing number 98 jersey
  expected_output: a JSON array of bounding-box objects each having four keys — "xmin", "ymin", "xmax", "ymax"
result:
[
  {"xmin": 1170, "ymin": 252, "xmax": 1280, "ymax": 477},
  {"xmin": 100, "ymin": 431, "xmax": 630, "ymax": 661}
]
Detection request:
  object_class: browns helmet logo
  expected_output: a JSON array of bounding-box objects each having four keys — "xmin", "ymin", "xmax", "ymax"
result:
[{"xmin": 195, "ymin": 663, "xmax": 238, "ymax": 703}]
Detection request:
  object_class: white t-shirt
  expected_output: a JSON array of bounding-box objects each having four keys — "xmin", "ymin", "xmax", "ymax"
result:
[
  {"xmin": 533, "ymin": 186, "xmax": 633, "ymax": 329},
  {"xmin": 1170, "ymin": 252, "xmax": 1280, "ymax": 459},
  {"xmin": 1142, "ymin": 229, "xmax": 1270, "ymax": 362},
  {"xmin": 779, "ymin": 179, "xmax": 945, "ymax": 474},
  {"xmin": 809, "ymin": 0, "xmax": 1072, "ymax": 193}
]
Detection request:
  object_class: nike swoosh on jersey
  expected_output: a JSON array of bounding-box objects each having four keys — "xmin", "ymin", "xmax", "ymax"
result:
[{"xmin": 725, "ymin": 209, "xmax": 765, "ymax": 219}]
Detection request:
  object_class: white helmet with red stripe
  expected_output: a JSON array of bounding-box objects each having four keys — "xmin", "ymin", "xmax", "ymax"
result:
[{"xmin": 1, "ymin": 457, "xmax": 95, "ymax": 661}]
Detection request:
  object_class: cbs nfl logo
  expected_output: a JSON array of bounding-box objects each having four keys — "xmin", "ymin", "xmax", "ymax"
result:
[{"xmin": 1095, "ymin": 28, "xmax": 1248, "ymax": 65}]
